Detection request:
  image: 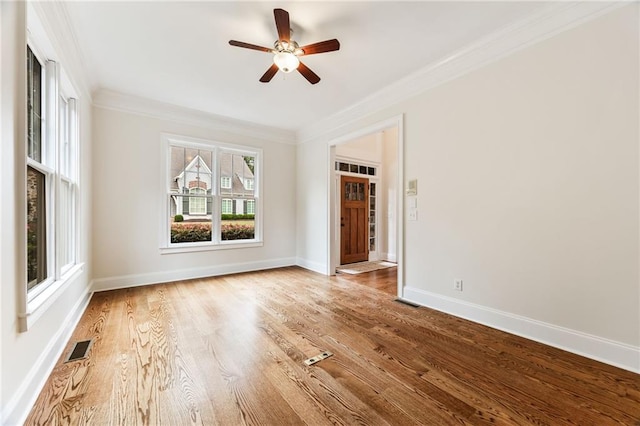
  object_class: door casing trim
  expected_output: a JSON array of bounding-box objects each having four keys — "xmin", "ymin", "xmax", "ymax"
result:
[{"xmin": 326, "ymin": 114, "xmax": 404, "ymax": 298}]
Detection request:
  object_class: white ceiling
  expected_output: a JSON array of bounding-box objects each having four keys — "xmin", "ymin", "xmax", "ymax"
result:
[{"xmin": 63, "ymin": 1, "xmax": 552, "ymax": 131}]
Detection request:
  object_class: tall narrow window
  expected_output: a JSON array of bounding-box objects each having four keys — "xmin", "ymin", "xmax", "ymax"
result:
[
  {"xmin": 26, "ymin": 47, "xmax": 48, "ymax": 291},
  {"xmin": 169, "ymin": 146, "xmax": 213, "ymax": 244},
  {"xmin": 58, "ymin": 96, "xmax": 77, "ymax": 274},
  {"xmin": 26, "ymin": 46, "xmax": 80, "ymax": 298},
  {"xmin": 219, "ymin": 152, "xmax": 256, "ymax": 241}
]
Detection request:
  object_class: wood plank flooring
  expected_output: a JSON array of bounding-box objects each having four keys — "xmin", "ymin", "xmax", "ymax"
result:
[{"xmin": 26, "ymin": 266, "xmax": 640, "ymax": 425}]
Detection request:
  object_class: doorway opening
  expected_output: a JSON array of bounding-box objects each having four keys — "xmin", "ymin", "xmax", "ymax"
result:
[{"xmin": 327, "ymin": 115, "xmax": 404, "ymax": 298}]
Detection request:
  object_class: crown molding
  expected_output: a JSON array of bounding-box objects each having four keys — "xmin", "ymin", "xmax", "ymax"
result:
[
  {"xmin": 93, "ymin": 89, "xmax": 297, "ymax": 145},
  {"xmin": 297, "ymin": 1, "xmax": 629, "ymax": 144}
]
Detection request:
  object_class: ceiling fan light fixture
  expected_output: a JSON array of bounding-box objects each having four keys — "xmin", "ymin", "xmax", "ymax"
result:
[{"xmin": 273, "ymin": 51, "xmax": 300, "ymax": 73}]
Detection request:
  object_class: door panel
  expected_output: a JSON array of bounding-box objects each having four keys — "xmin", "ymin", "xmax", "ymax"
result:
[{"xmin": 340, "ymin": 175, "xmax": 369, "ymax": 264}]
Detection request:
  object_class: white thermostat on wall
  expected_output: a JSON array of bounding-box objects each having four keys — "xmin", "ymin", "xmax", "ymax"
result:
[{"xmin": 406, "ymin": 179, "xmax": 417, "ymax": 196}]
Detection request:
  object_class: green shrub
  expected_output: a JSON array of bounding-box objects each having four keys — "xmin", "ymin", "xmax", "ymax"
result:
[
  {"xmin": 221, "ymin": 224, "xmax": 255, "ymax": 240},
  {"xmin": 171, "ymin": 222, "xmax": 210, "ymax": 243},
  {"xmin": 170, "ymin": 222, "xmax": 254, "ymax": 242},
  {"xmin": 221, "ymin": 213, "xmax": 255, "ymax": 221},
  {"xmin": 174, "ymin": 214, "xmax": 184, "ymax": 222}
]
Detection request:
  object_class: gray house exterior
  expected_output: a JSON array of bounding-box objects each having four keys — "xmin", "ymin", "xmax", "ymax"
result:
[{"xmin": 169, "ymin": 147, "xmax": 255, "ymax": 220}]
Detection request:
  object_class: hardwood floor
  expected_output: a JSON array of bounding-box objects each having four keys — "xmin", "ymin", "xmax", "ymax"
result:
[
  {"xmin": 26, "ymin": 266, "xmax": 639, "ymax": 425},
  {"xmin": 336, "ymin": 266, "xmax": 397, "ymax": 295}
]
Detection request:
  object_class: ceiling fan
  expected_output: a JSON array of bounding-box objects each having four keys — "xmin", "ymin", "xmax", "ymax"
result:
[{"xmin": 229, "ymin": 8, "xmax": 340, "ymax": 85}]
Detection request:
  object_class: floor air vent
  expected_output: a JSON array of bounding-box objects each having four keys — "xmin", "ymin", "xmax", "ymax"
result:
[
  {"xmin": 65, "ymin": 339, "xmax": 93, "ymax": 363},
  {"xmin": 304, "ymin": 351, "xmax": 333, "ymax": 366}
]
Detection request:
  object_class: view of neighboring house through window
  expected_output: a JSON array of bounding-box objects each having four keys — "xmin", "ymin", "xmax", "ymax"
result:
[
  {"xmin": 169, "ymin": 146, "xmax": 214, "ymax": 243},
  {"xmin": 219, "ymin": 151, "xmax": 256, "ymax": 241},
  {"xmin": 26, "ymin": 46, "xmax": 79, "ymax": 296},
  {"xmin": 166, "ymin": 137, "xmax": 260, "ymax": 247}
]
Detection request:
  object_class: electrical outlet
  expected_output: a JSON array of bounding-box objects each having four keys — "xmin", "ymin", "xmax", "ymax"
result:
[{"xmin": 454, "ymin": 279, "xmax": 463, "ymax": 291}]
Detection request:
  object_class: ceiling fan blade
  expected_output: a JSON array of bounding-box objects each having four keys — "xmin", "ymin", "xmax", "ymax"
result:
[
  {"xmin": 299, "ymin": 39, "xmax": 340, "ymax": 56},
  {"xmin": 229, "ymin": 40, "xmax": 272, "ymax": 53},
  {"xmin": 297, "ymin": 62, "xmax": 320, "ymax": 85},
  {"xmin": 274, "ymin": 8, "xmax": 290, "ymax": 42},
  {"xmin": 259, "ymin": 63, "xmax": 279, "ymax": 83}
]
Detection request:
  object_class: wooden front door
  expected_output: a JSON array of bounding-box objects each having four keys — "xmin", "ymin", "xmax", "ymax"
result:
[{"xmin": 340, "ymin": 175, "xmax": 369, "ymax": 264}]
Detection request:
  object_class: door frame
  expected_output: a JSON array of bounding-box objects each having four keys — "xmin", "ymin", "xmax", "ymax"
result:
[{"xmin": 327, "ymin": 114, "xmax": 404, "ymax": 298}]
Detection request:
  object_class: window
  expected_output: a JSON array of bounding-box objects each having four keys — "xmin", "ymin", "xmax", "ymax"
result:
[
  {"xmin": 246, "ymin": 199, "xmax": 255, "ymax": 215},
  {"xmin": 189, "ymin": 187, "xmax": 207, "ymax": 215},
  {"xmin": 26, "ymin": 48, "xmax": 46, "ymax": 290},
  {"xmin": 163, "ymin": 134, "xmax": 261, "ymax": 251},
  {"xmin": 219, "ymin": 152, "xmax": 256, "ymax": 241},
  {"xmin": 221, "ymin": 199, "xmax": 233, "ymax": 214},
  {"xmin": 26, "ymin": 167, "xmax": 46, "ymax": 289},
  {"xmin": 335, "ymin": 160, "xmax": 377, "ymax": 176},
  {"xmin": 26, "ymin": 46, "xmax": 79, "ymax": 298},
  {"xmin": 58, "ymin": 95, "xmax": 77, "ymax": 275}
]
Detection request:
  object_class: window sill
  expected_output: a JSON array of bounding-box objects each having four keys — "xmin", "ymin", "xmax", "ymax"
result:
[
  {"xmin": 19, "ymin": 263, "xmax": 85, "ymax": 332},
  {"xmin": 160, "ymin": 240, "xmax": 264, "ymax": 255}
]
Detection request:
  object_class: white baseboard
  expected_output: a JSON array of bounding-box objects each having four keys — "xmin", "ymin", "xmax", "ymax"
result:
[
  {"xmin": 2, "ymin": 287, "xmax": 93, "ymax": 425},
  {"xmin": 295, "ymin": 257, "xmax": 328, "ymax": 275},
  {"xmin": 383, "ymin": 253, "xmax": 397, "ymax": 263},
  {"xmin": 403, "ymin": 286, "xmax": 640, "ymax": 374},
  {"xmin": 92, "ymin": 257, "xmax": 297, "ymax": 292}
]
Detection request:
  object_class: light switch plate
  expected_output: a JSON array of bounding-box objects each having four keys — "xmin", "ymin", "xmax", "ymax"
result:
[{"xmin": 406, "ymin": 179, "xmax": 417, "ymax": 196}]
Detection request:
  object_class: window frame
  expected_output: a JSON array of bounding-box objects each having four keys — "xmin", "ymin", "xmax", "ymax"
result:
[
  {"xmin": 21, "ymin": 35, "xmax": 83, "ymax": 331},
  {"xmin": 26, "ymin": 47, "xmax": 51, "ymax": 296},
  {"xmin": 160, "ymin": 133, "xmax": 263, "ymax": 254},
  {"xmin": 57, "ymin": 90, "xmax": 78, "ymax": 276}
]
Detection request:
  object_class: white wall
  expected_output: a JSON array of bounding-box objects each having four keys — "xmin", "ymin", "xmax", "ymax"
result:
[
  {"xmin": 296, "ymin": 5, "xmax": 640, "ymax": 371},
  {"xmin": 335, "ymin": 133, "xmax": 381, "ymax": 163},
  {"xmin": 295, "ymin": 140, "xmax": 330, "ymax": 273},
  {"xmin": 91, "ymin": 106, "xmax": 297, "ymax": 289},
  {"xmin": 1, "ymin": 3, "xmax": 94, "ymax": 423}
]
